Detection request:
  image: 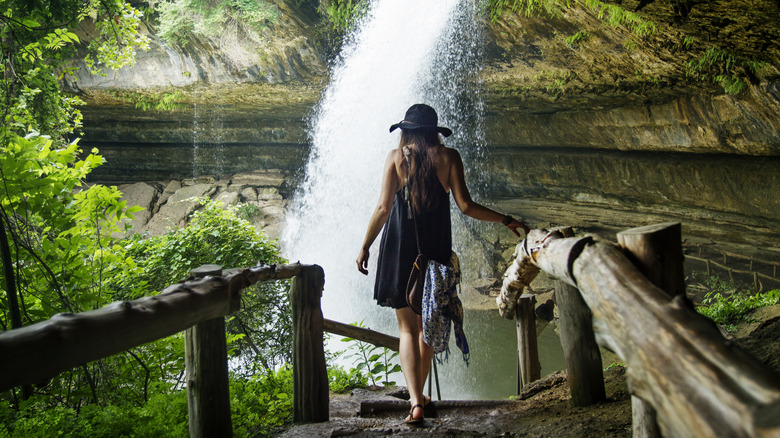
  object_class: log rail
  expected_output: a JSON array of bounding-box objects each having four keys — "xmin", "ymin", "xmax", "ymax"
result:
[
  {"xmin": 5, "ymin": 222, "xmax": 780, "ymax": 437},
  {"xmin": 0, "ymin": 261, "xmax": 401, "ymax": 433},
  {"xmin": 498, "ymin": 222, "xmax": 780, "ymax": 438},
  {"xmin": 0, "ymin": 262, "xmax": 313, "ymax": 437}
]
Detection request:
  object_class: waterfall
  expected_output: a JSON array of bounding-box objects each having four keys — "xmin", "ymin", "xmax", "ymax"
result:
[
  {"xmin": 282, "ymin": 0, "xmax": 492, "ymax": 389},
  {"xmin": 192, "ymin": 96, "xmax": 226, "ymax": 178}
]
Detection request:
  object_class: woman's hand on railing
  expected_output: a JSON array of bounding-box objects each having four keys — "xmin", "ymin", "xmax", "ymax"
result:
[{"xmin": 507, "ymin": 218, "xmax": 530, "ymax": 238}]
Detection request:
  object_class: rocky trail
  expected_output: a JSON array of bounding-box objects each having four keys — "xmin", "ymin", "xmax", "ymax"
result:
[{"xmin": 275, "ymin": 305, "xmax": 780, "ymax": 437}]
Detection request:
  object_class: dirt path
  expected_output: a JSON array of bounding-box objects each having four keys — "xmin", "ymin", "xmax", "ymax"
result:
[{"xmin": 274, "ymin": 305, "xmax": 780, "ymax": 437}]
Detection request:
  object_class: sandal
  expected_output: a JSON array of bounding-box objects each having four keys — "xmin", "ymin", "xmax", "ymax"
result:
[
  {"xmin": 422, "ymin": 395, "xmax": 437, "ymax": 418},
  {"xmin": 404, "ymin": 404, "xmax": 424, "ymax": 425}
]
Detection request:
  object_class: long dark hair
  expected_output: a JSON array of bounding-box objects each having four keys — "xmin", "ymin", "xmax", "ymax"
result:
[{"xmin": 401, "ymin": 128, "xmax": 443, "ymax": 214}]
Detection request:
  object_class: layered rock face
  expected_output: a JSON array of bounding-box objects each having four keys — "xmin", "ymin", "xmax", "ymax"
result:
[
  {"xmin": 481, "ymin": 1, "xmax": 780, "ymax": 155},
  {"xmin": 73, "ymin": 0, "xmax": 780, "ymax": 264},
  {"xmin": 117, "ymin": 170, "xmax": 291, "ymax": 240},
  {"xmin": 66, "ymin": 1, "xmax": 326, "ymax": 89}
]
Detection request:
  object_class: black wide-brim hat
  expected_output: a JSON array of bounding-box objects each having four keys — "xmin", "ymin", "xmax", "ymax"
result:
[{"xmin": 389, "ymin": 103, "xmax": 452, "ymax": 137}]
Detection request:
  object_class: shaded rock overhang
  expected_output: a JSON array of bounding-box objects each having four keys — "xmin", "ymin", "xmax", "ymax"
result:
[{"xmin": 69, "ymin": 0, "xmax": 780, "ymax": 156}]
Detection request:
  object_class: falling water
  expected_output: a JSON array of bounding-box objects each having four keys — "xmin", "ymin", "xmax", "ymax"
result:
[
  {"xmin": 281, "ymin": 0, "xmax": 553, "ymax": 398},
  {"xmin": 192, "ymin": 97, "xmax": 226, "ymax": 178},
  {"xmin": 284, "ymin": 0, "xmax": 486, "ymax": 324}
]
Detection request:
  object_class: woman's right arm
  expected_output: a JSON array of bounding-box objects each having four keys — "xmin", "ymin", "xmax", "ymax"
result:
[
  {"xmin": 448, "ymin": 148, "xmax": 529, "ymax": 237},
  {"xmin": 357, "ymin": 150, "xmax": 400, "ymax": 275}
]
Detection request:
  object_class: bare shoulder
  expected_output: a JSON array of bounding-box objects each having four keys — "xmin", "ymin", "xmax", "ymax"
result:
[
  {"xmin": 438, "ymin": 146, "xmax": 463, "ymax": 169},
  {"xmin": 386, "ymin": 147, "xmax": 403, "ymax": 164}
]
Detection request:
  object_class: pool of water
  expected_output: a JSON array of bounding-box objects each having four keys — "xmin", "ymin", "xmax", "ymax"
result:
[
  {"xmin": 330, "ymin": 307, "xmax": 567, "ymax": 401},
  {"xmin": 429, "ymin": 308, "xmax": 566, "ymax": 400}
]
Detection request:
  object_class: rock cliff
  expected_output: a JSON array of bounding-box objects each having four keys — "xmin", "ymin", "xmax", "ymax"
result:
[
  {"xmin": 72, "ymin": 0, "xmax": 780, "ymax": 156},
  {"xmin": 70, "ymin": 0, "xmax": 780, "ymax": 265}
]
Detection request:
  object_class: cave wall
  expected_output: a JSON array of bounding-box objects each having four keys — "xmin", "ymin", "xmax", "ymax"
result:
[{"xmin": 72, "ymin": 0, "xmax": 780, "ymax": 256}]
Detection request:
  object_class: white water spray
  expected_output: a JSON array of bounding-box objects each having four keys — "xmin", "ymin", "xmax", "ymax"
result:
[
  {"xmin": 280, "ymin": 0, "xmax": 567, "ymax": 400},
  {"xmin": 283, "ymin": 0, "xmax": 485, "ymax": 328}
]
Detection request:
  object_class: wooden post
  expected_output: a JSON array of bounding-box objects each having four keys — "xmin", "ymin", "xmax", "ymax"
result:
[
  {"xmin": 516, "ymin": 294, "xmax": 540, "ymax": 392},
  {"xmin": 553, "ymin": 227, "xmax": 605, "ymax": 407},
  {"xmin": 511, "ymin": 228, "xmax": 780, "ymax": 437},
  {"xmin": 291, "ymin": 265, "xmax": 328, "ymax": 423},
  {"xmin": 185, "ymin": 265, "xmax": 232, "ymax": 438},
  {"xmin": 617, "ymin": 222, "xmax": 685, "ymax": 298},
  {"xmin": 618, "ymin": 222, "xmax": 684, "ymax": 438},
  {"xmin": 556, "ymin": 280, "xmax": 606, "ymax": 406}
]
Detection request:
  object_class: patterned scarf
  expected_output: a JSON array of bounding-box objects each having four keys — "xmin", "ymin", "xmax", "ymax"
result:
[{"xmin": 421, "ymin": 252, "xmax": 470, "ymax": 365}]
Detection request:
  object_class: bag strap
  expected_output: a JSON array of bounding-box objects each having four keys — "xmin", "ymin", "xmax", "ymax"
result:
[{"xmin": 403, "ymin": 145, "xmax": 423, "ymax": 255}]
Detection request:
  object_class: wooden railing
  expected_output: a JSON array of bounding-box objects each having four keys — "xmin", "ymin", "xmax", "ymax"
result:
[
  {"xmin": 5, "ymin": 223, "xmax": 779, "ymax": 437},
  {"xmin": 0, "ymin": 260, "xmax": 404, "ymax": 433},
  {"xmin": 498, "ymin": 222, "xmax": 780, "ymax": 438},
  {"xmin": 0, "ymin": 262, "xmax": 310, "ymax": 437}
]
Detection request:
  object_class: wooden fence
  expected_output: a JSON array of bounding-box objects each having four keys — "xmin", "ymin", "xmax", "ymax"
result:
[
  {"xmin": 0, "ymin": 260, "xmax": 405, "ymax": 433},
  {"xmin": 0, "ymin": 262, "xmax": 314, "ymax": 437},
  {"xmin": 4, "ymin": 222, "xmax": 780, "ymax": 437},
  {"xmin": 498, "ymin": 222, "xmax": 780, "ymax": 438}
]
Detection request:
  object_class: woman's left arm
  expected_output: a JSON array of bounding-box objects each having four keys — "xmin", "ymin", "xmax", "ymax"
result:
[
  {"xmin": 448, "ymin": 148, "xmax": 529, "ymax": 237},
  {"xmin": 357, "ymin": 150, "xmax": 399, "ymax": 275}
]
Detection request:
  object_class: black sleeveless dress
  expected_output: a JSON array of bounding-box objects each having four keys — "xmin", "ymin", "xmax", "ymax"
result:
[{"xmin": 374, "ymin": 182, "xmax": 452, "ymax": 308}]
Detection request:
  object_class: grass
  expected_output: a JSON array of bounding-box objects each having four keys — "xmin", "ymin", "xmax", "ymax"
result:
[
  {"xmin": 108, "ymin": 90, "xmax": 185, "ymax": 111},
  {"xmin": 691, "ymin": 272, "xmax": 780, "ymax": 332}
]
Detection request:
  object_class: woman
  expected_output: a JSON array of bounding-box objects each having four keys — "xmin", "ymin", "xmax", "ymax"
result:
[{"xmin": 356, "ymin": 104, "xmax": 529, "ymax": 424}]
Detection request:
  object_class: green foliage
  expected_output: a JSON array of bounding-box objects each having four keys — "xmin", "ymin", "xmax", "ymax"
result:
[
  {"xmin": 0, "ymin": 368, "xmax": 296, "ymax": 437},
  {"xmin": 697, "ymin": 288, "xmax": 779, "ymax": 332},
  {"xmin": 485, "ymin": 0, "xmax": 656, "ymax": 38},
  {"xmin": 0, "ymin": 0, "xmax": 295, "ymax": 433},
  {"xmin": 328, "ymin": 365, "xmax": 369, "ymax": 393},
  {"xmin": 485, "ymin": 0, "xmax": 562, "ymax": 21},
  {"xmin": 107, "ymin": 90, "xmax": 186, "ymax": 112},
  {"xmin": 126, "ymin": 198, "xmax": 282, "ymax": 290},
  {"xmin": 0, "ymin": 390, "xmax": 189, "ymax": 438},
  {"xmin": 1, "ymin": 0, "xmax": 149, "ymax": 79},
  {"xmin": 126, "ymin": 199, "xmax": 292, "ymax": 370},
  {"xmin": 322, "ymin": 0, "xmax": 370, "ymax": 33},
  {"xmin": 2, "ymin": 66, "xmax": 85, "ymax": 143},
  {"xmin": 486, "ymin": 0, "xmax": 765, "ymax": 96},
  {"xmin": 685, "ymin": 47, "xmax": 765, "ymax": 95},
  {"xmin": 0, "ymin": 134, "xmax": 143, "ymax": 320},
  {"xmin": 580, "ymin": 0, "xmax": 655, "ymax": 37},
  {"xmin": 230, "ymin": 367, "xmax": 294, "ymax": 437},
  {"xmin": 691, "ymin": 272, "xmax": 779, "ymax": 332},
  {"xmin": 340, "ymin": 321, "xmax": 402, "ymax": 386},
  {"xmin": 1, "ymin": 0, "xmax": 151, "ymax": 332},
  {"xmin": 236, "ymin": 202, "xmax": 261, "ymax": 220},
  {"xmin": 84, "ymin": 0, "xmax": 151, "ymax": 74},
  {"xmin": 151, "ymin": 0, "xmax": 279, "ymax": 46},
  {"xmin": 564, "ymin": 31, "xmax": 588, "ymax": 46},
  {"xmin": 528, "ymin": 69, "xmax": 576, "ymax": 96}
]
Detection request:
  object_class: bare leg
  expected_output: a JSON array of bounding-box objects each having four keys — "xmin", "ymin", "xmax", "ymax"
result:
[
  {"xmin": 396, "ymin": 307, "xmax": 427, "ymax": 420},
  {"xmin": 418, "ymin": 325, "xmax": 433, "ymax": 397}
]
